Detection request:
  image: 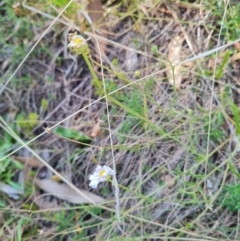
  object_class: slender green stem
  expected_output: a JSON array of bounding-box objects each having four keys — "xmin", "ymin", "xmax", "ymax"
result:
[{"xmin": 82, "ymin": 53, "xmax": 102, "ymax": 89}]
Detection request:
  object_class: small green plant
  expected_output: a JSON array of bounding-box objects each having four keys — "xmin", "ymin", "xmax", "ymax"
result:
[
  {"xmin": 207, "ymin": 1, "xmax": 240, "ymax": 41},
  {"xmin": 53, "ymin": 126, "xmax": 92, "ymax": 145},
  {"xmin": 40, "ymin": 98, "xmax": 48, "ymax": 112},
  {"xmin": 222, "ymin": 184, "xmax": 240, "ymax": 212},
  {"xmin": 117, "ymin": 90, "xmax": 144, "ymax": 142},
  {"xmin": 0, "ymin": 129, "xmax": 24, "ymax": 188},
  {"xmin": 203, "ymin": 111, "xmax": 225, "ymax": 142},
  {"xmin": 16, "ymin": 112, "xmax": 39, "ymax": 131},
  {"xmin": 49, "ymin": 209, "xmax": 94, "ymax": 241},
  {"xmin": 49, "ymin": 0, "xmax": 82, "ymax": 20},
  {"xmin": 103, "ymin": 80, "xmax": 146, "ymax": 141}
]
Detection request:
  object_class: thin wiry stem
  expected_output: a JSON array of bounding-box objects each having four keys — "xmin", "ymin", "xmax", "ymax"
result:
[
  {"xmin": 0, "ymin": 0, "xmax": 74, "ymax": 95},
  {"xmin": 1, "ymin": 38, "xmax": 240, "ymax": 162},
  {"xmin": 0, "ymin": 117, "xmax": 95, "ymax": 204},
  {"xmin": 205, "ymin": 0, "xmax": 229, "ymax": 197},
  {"xmin": 90, "ymin": 23, "xmax": 121, "ymax": 222}
]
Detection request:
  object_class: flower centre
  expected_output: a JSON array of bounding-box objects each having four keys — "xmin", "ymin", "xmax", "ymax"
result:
[
  {"xmin": 73, "ymin": 37, "xmax": 83, "ymax": 45},
  {"xmin": 99, "ymin": 170, "xmax": 106, "ymax": 178}
]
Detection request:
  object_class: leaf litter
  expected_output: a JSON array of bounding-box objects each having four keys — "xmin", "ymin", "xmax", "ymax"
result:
[
  {"xmin": 87, "ymin": 0, "xmax": 107, "ymax": 58},
  {"xmin": 13, "ymin": 155, "xmax": 44, "ymax": 168},
  {"xmin": 0, "ymin": 182, "xmax": 23, "ymax": 200},
  {"xmin": 90, "ymin": 119, "xmax": 102, "ymax": 137},
  {"xmin": 166, "ymin": 35, "xmax": 185, "ymax": 89},
  {"xmin": 1, "ymin": 0, "xmax": 240, "ymax": 240},
  {"xmin": 35, "ymin": 178, "xmax": 104, "ymax": 204}
]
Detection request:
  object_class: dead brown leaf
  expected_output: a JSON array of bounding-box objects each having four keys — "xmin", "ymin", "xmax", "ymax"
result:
[
  {"xmin": 0, "ymin": 182, "xmax": 23, "ymax": 200},
  {"xmin": 35, "ymin": 179, "xmax": 105, "ymax": 204},
  {"xmin": 0, "ymin": 212, "xmax": 5, "ymax": 226},
  {"xmin": 234, "ymin": 42, "xmax": 240, "ymax": 51},
  {"xmin": 51, "ymin": 174, "xmax": 62, "ymax": 182},
  {"xmin": 87, "ymin": 0, "xmax": 107, "ymax": 57},
  {"xmin": 161, "ymin": 174, "xmax": 175, "ymax": 188},
  {"xmin": 1, "ymin": 59, "xmax": 10, "ymax": 71},
  {"xmin": 166, "ymin": 35, "xmax": 184, "ymax": 89},
  {"xmin": 33, "ymin": 191, "xmax": 60, "ymax": 209},
  {"xmin": 18, "ymin": 166, "xmax": 32, "ymax": 186},
  {"xmin": 125, "ymin": 47, "xmax": 139, "ymax": 72},
  {"xmin": 208, "ymin": 51, "xmax": 227, "ymax": 69},
  {"xmin": 87, "ymin": 0, "xmax": 104, "ymax": 26},
  {"xmin": 231, "ymin": 52, "xmax": 240, "ymax": 62},
  {"xmin": 13, "ymin": 156, "xmax": 44, "ymax": 168},
  {"xmin": 90, "ymin": 120, "xmax": 102, "ymax": 137}
]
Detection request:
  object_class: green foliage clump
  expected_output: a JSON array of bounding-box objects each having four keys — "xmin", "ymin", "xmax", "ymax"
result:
[
  {"xmin": 40, "ymin": 98, "xmax": 48, "ymax": 112},
  {"xmin": 16, "ymin": 112, "xmax": 39, "ymax": 131},
  {"xmin": 203, "ymin": 111, "xmax": 225, "ymax": 142},
  {"xmin": 208, "ymin": 1, "xmax": 240, "ymax": 41},
  {"xmin": 49, "ymin": 0, "xmax": 82, "ymax": 20},
  {"xmin": 117, "ymin": 90, "xmax": 144, "ymax": 141},
  {"xmin": 103, "ymin": 80, "xmax": 145, "ymax": 141},
  {"xmin": 223, "ymin": 184, "xmax": 240, "ymax": 212},
  {"xmin": 54, "ymin": 126, "xmax": 92, "ymax": 144}
]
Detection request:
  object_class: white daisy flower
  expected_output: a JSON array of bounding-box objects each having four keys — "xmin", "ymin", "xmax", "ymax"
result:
[
  {"xmin": 68, "ymin": 35, "xmax": 87, "ymax": 49},
  {"xmin": 89, "ymin": 165, "xmax": 116, "ymax": 189}
]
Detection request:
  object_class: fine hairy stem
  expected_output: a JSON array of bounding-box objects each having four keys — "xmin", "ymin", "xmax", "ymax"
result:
[{"xmin": 82, "ymin": 52, "xmax": 102, "ymax": 89}]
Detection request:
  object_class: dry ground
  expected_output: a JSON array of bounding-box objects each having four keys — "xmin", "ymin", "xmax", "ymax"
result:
[{"xmin": 1, "ymin": 0, "xmax": 240, "ymax": 240}]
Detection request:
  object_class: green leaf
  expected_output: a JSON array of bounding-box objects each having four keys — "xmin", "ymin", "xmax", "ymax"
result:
[
  {"xmin": 28, "ymin": 112, "xmax": 39, "ymax": 128},
  {"xmin": 216, "ymin": 50, "xmax": 231, "ymax": 79},
  {"xmin": 16, "ymin": 112, "xmax": 39, "ymax": 129},
  {"xmin": 17, "ymin": 219, "xmax": 22, "ymax": 241},
  {"xmin": 231, "ymin": 103, "xmax": 240, "ymax": 135},
  {"xmin": 0, "ymin": 200, "xmax": 6, "ymax": 207},
  {"xmin": 40, "ymin": 98, "xmax": 48, "ymax": 112},
  {"xmin": 228, "ymin": 162, "xmax": 240, "ymax": 178},
  {"xmin": 151, "ymin": 45, "xmax": 158, "ymax": 55},
  {"xmin": 54, "ymin": 126, "xmax": 92, "ymax": 144},
  {"xmin": 8, "ymin": 181, "xmax": 22, "ymax": 190},
  {"xmin": 0, "ymin": 158, "xmax": 11, "ymax": 173},
  {"xmin": 13, "ymin": 159, "xmax": 24, "ymax": 169}
]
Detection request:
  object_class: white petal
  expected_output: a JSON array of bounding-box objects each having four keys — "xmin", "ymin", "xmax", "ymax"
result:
[
  {"xmin": 99, "ymin": 176, "xmax": 107, "ymax": 182},
  {"xmin": 68, "ymin": 43, "xmax": 76, "ymax": 48},
  {"xmin": 89, "ymin": 165, "xmax": 116, "ymax": 188},
  {"xmin": 72, "ymin": 35, "xmax": 85, "ymax": 41},
  {"xmin": 103, "ymin": 165, "xmax": 115, "ymax": 175},
  {"xmin": 89, "ymin": 174, "xmax": 98, "ymax": 181},
  {"xmin": 89, "ymin": 180, "xmax": 99, "ymax": 189},
  {"xmin": 95, "ymin": 165, "xmax": 103, "ymax": 172}
]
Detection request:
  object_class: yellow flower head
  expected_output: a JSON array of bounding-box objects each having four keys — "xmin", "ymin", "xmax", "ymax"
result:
[
  {"xmin": 68, "ymin": 35, "xmax": 86, "ymax": 48},
  {"xmin": 68, "ymin": 33, "xmax": 89, "ymax": 55}
]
